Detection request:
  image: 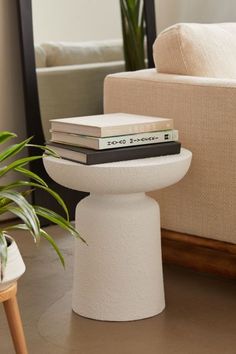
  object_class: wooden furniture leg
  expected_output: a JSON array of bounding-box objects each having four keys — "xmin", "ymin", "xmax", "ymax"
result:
[{"xmin": 0, "ymin": 283, "xmax": 28, "ymax": 354}]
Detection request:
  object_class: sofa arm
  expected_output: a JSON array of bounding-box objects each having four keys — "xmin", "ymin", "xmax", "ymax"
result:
[
  {"xmin": 104, "ymin": 69, "xmax": 236, "ymax": 243},
  {"xmin": 37, "ymin": 61, "xmax": 125, "ymax": 141}
]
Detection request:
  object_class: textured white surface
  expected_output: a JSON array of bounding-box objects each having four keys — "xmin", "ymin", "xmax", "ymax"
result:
[
  {"xmin": 43, "ymin": 148, "xmax": 192, "ymax": 194},
  {"xmin": 73, "ymin": 193, "xmax": 165, "ymax": 321},
  {"xmin": 43, "ymin": 150, "xmax": 192, "ymax": 321},
  {"xmin": 0, "ymin": 237, "xmax": 26, "ymax": 291}
]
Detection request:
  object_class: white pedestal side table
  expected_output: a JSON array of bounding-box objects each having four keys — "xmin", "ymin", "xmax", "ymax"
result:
[{"xmin": 44, "ymin": 148, "xmax": 192, "ymax": 321}]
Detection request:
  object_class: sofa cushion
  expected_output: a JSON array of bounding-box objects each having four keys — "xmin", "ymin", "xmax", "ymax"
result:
[
  {"xmin": 41, "ymin": 40, "xmax": 124, "ymax": 67},
  {"xmin": 34, "ymin": 45, "xmax": 46, "ymax": 68},
  {"xmin": 153, "ymin": 23, "xmax": 236, "ymax": 78}
]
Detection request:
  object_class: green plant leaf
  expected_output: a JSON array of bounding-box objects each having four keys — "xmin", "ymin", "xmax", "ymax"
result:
[
  {"xmin": 4, "ymin": 223, "xmax": 40, "ymax": 242},
  {"xmin": 0, "ymin": 190, "xmax": 41, "ymax": 241},
  {"xmin": 40, "ymin": 229, "xmax": 65, "ymax": 267},
  {"xmin": 0, "ymin": 155, "xmax": 43, "ymax": 178},
  {"xmin": 0, "ymin": 206, "xmax": 39, "ymax": 244},
  {"xmin": 34, "ymin": 206, "xmax": 87, "ymax": 244},
  {"xmin": 1, "ymin": 181, "xmax": 69, "ymax": 220},
  {"xmin": 0, "ymin": 137, "xmax": 32, "ymax": 164},
  {"xmin": 5, "ymin": 224, "xmax": 65, "ymax": 268},
  {"xmin": 0, "ymin": 231, "xmax": 7, "ymax": 281},
  {"xmin": 29, "ymin": 182, "xmax": 69, "ymax": 220},
  {"xmin": 4, "ymin": 223, "xmax": 41, "ymax": 245},
  {"xmin": 0, "ymin": 187, "xmax": 35, "ymax": 211},
  {"xmin": 0, "ymin": 131, "xmax": 17, "ymax": 145},
  {"xmin": 4, "ymin": 223, "xmax": 29, "ymax": 231},
  {"xmin": 27, "ymin": 144, "xmax": 61, "ymax": 158},
  {"xmin": 15, "ymin": 167, "xmax": 48, "ymax": 187}
]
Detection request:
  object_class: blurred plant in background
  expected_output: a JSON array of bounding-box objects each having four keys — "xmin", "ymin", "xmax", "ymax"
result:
[{"xmin": 120, "ymin": 0, "xmax": 146, "ymax": 71}]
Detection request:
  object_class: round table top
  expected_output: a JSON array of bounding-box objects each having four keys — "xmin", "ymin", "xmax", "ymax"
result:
[{"xmin": 43, "ymin": 148, "xmax": 192, "ymax": 194}]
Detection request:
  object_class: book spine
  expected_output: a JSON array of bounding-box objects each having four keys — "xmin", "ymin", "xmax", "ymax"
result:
[
  {"xmin": 101, "ymin": 121, "xmax": 173, "ymax": 137},
  {"xmin": 99, "ymin": 130, "xmax": 178, "ymax": 149},
  {"xmin": 87, "ymin": 142, "xmax": 181, "ymax": 165}
]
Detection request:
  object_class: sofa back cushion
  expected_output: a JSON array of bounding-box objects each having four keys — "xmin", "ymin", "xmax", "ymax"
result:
[
  {"xmin": 34, "ymin": 45, "xmax": 47, "ymax": 68},
  {"xmin": 41, "ymin": 40, "xmax": 124, "ymax": 67},
  {"xmin": 153, "ymin": 23, "xmax": 236, "ymax": 78}
]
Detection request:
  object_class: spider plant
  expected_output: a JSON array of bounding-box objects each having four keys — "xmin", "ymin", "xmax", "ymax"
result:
[
  {"xmin": 0, "ymin": 131, "xmax": 86, "ymax": 281},
  {"xmin": 120, "ymin": 0, "xmax": 146, "ymax": 71}
]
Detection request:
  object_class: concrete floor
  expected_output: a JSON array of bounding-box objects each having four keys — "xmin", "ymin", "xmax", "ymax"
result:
[{"xmin": 0, "ymin": 225, "xmax": 236, "ymax": 354}]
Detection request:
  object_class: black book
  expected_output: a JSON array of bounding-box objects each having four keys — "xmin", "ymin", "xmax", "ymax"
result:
[{"xmin": 47, "ymin": 141, "xmax": 181, "ymax": 165}]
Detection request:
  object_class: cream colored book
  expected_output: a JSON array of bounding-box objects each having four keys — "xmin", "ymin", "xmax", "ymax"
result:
[
  {"xmin": 50, "ymin": 130, "xmax": 179, "ymax": 150},
  {"xmin": 50, "ymin": 113, "xmax": 173, "ymax": 138}
]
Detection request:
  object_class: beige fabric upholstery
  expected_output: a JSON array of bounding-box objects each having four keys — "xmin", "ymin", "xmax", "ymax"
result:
[
  {"xmin": 153, "ymin": 23, "xmax": 236, "ymax": 78},
  {"xmin": 34, "ymin": 45, "xmax": 46, "ymax": 68},
  {"xmin": 37, "ymin": 61, "xmax": 124, "ymax": 142},
  {"xmin": 104, "ymin": 70, "xmax": 236, "ymax": 243},
  {"xmin": 41, "ymin": 40, "xmax": 124, "ymax": 67}
]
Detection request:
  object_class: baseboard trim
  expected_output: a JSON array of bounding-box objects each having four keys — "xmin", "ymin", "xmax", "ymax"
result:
[{"xmin": 161, "ymin": 229, "xmax": 236, "ymax": 278}]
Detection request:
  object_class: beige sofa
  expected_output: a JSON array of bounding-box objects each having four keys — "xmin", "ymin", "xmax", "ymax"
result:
[
  {"xmin": 35, "ymin": 40, "xmax": 125, "ymax": 141},
  {"xmin": 104, "ymin": 23, "xmax": 236, "ymax": 247}
]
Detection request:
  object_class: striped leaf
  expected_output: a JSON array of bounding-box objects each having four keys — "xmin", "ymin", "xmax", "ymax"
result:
[{"xmin": 0, "ymin": 131, "xmax": 17, "ymax": 145}]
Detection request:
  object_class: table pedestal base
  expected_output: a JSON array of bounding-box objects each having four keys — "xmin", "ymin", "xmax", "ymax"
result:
[{"xmin": 72, "ymin": 192, "xmax": 165, "ymax": 321}]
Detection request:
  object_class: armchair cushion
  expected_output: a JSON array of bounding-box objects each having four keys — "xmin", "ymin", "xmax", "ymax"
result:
[
  {"xmin": 153, "ymin": 23, "xmax": 236, "ymax": 79},
  {"xmin": 41, "ymin": 40, "xmax": 124, "ymax": 67}
]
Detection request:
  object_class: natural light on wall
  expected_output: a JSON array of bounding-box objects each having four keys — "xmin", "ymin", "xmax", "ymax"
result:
[
  {"xmin": 155, "ymin": 0, "xmax": 236, "ymax": 33},
  {"xmin": 32, "ymin": 0, "xmax": 122, "ymax": 44}
]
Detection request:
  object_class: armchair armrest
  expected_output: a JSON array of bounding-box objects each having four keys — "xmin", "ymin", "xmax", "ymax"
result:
[{"xmin": 104, "ymin": 69, "xmax": 236, "ymax": 243}]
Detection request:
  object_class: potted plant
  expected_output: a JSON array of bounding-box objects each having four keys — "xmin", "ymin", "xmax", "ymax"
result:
[{"xmin": 0, "ymin": 131, "xmax": 86, "ymax": 291}]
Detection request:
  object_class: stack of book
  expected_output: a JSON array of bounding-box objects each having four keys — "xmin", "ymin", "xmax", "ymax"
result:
[{"xmin": 47, "ymin": 113, "xmax": 181, "ymax": 165}]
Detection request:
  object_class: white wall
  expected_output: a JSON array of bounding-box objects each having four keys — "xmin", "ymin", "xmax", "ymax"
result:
[
  {"xmin": 32, "ymin": 0, "xmax": 236, "ymax": 43},
  {"xmin": 0, "ymin": 0, "xmax": 26, "ymax": 220},
  {"xmin": 156, "ymin": 0, "xmax": 236, "ymax": 33},
  {"xmin": 32, "ymin": 0, "xmax": 122, "ymax": 44}
]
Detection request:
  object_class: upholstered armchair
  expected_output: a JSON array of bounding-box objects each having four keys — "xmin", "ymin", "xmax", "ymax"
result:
[
  {"xmin": 104, "ymin": 23, "xmax": 236, "ymax": 276},
  {"xmin": 35, "ymin": 40, "xmax": 125, "ymax": 141}
]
